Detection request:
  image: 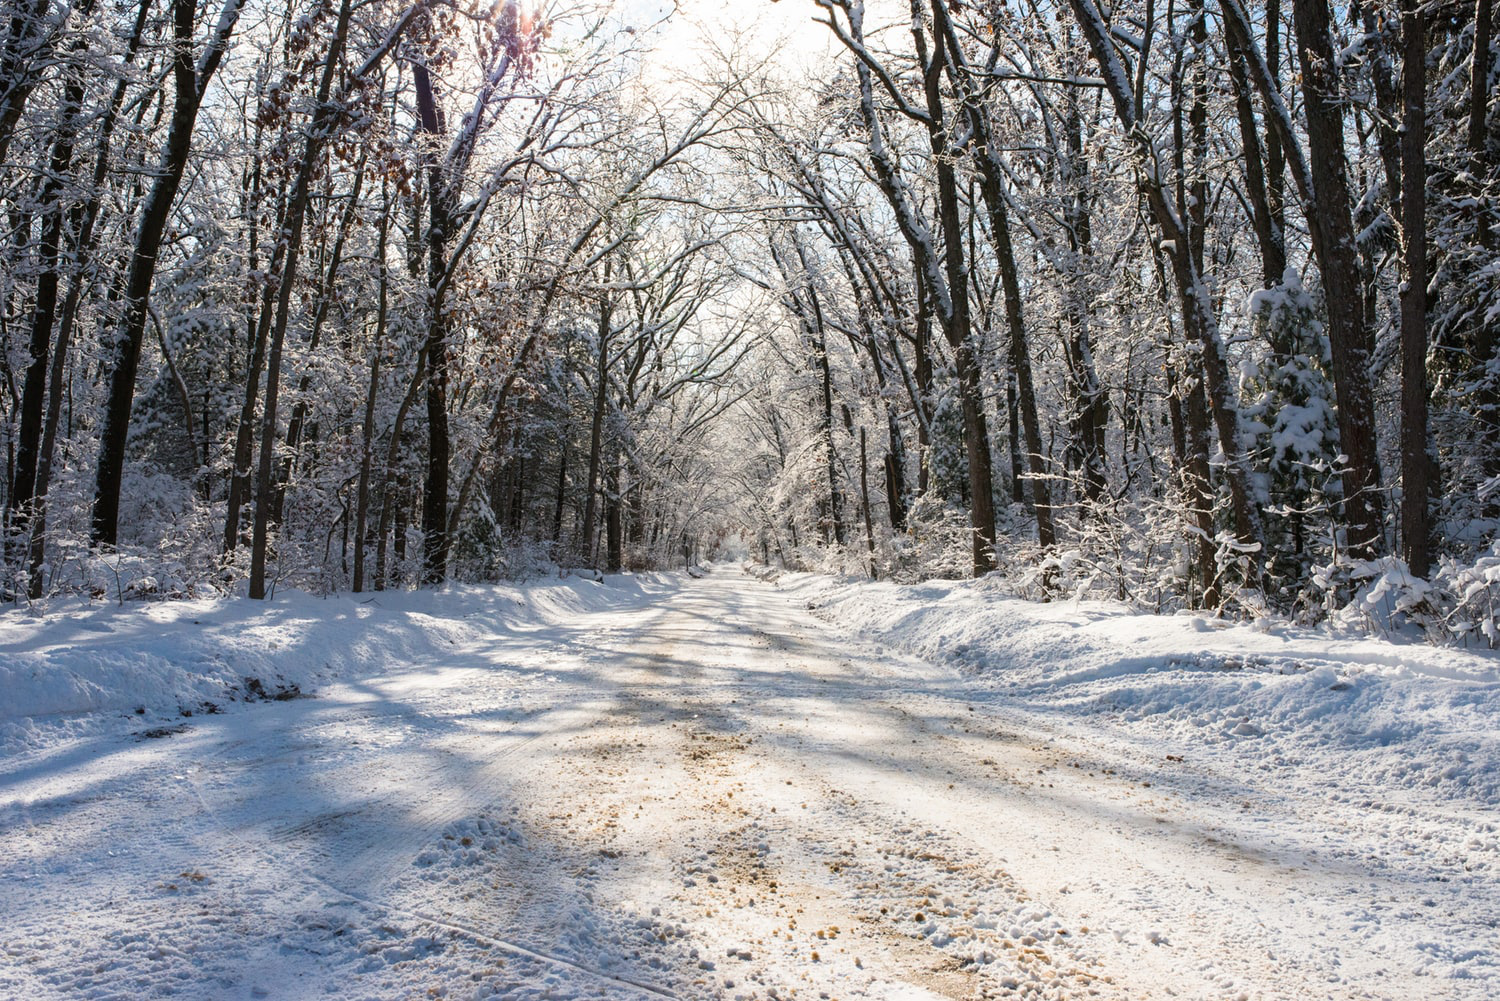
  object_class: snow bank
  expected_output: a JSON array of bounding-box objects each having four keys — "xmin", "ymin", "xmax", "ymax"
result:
[
  {"xmin": 0, "ymin": 572, "xmax": 678, "ymax": 752},
  {"xmin": 772, "ymin": 569, "xmax": 1500, "ymax": 803}
]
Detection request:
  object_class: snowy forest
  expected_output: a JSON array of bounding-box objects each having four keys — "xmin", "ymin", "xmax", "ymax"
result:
[
  {"xmin": 5, "ymin": 4, "xmax": 1500, "ymax": 997},
  {"xmin": 1, "ymin": 0, "xmax": 1497, "ymax": 636}
]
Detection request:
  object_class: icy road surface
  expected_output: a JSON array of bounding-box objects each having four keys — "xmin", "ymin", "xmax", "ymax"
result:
[{"xmin": 3, "ymin": 570, "xmax": 1492, "ymax": 999}]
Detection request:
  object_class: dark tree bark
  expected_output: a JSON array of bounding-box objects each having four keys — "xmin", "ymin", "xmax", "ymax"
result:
[
  {"xmin": 10, "ymin": 57, "xmax": 83, "ymax": 565},
  {"xmin": 1352, "ymin": 0, "xmax": 1406, "ymax": 347},
  {"xmin": 509, "ymin": 455, "xmax": 527, "ymax": 534},
  {"xmin": 1059, "ymin": 74, "xmax": 1108, "ymax": 514},
  {"xmin": 552, "ymin": 439, "xmax": 569, "ymax": 545},
  {"xmin": 227, "ymin": 0, "xmax": 420, "ymax": 560},
  {"xmin": 412, "ymin": 59, "xmax": 453, "ymax": 585},
  {"xmin": 769, "ymin": 231, "xmax": 847, "ymax": 545},
  {"xmin": 604, "ymin": 458, "xmax": 623, "ymax": 573},
  {"xmin": 793, "ymin": 240, "xmax": 847, "ymax": 548},
  {"xmin": 1149, "ymin": 232, "xmax": 1218, "ymax": 606},
  {"xmin": 375, "ymin": 343, "xmax": 429, "ymax": 590},
  {"xmin": 445, "ymin": 337, "xmax": 541, "ymax": 543},
  {"xmin": 822, "ymin": 237, "xmax": 911, "ymax": 531},
  {"xmin": 1474, "ymin": 0, "xmax": 1494, "ymax": 171},
  {"xmin": 0, "ymin": 0, "xmax": 56, "ymax": 169},
  {"xmin": 222, "ymin": 168, "xmax": 276, "ymax": 557},
  {"xmin": 823, "ymin": 0, "xmax": 996, "ymax": 574},
  {"xmin": 407, "ymin": 13, "xmax": 539, "ymax": 582},
  {"xmin": 1006, "ymin": 375, "xmax": 1024, "ymax": 505},
  {"xmin": 92, "ymin": 0, "xmax": 241, "ymax": 547},
  {"xmin": 1225, "ymin": 25, "xmax": 1287, "ymax": 291},
  {"xmin": 911, "ymin": 274, "xmax": 935, "ymax": 499},
  {"xmin": 1467, "ymin": 0, "xmax": 1499, "ymax": 494},
  {"xmin": 922, "ymin": 21, "xmax": 997, "ymax": 573},
  {"xmin": 581, "ymin": 262, "xmax": 614, "ymax": 564},
  {"xmin": 1265, "ymin": 0, "xmax": 1285, "ymax": 249},
  {"xmin": 390, "ymin": 479, "xmax": 408, "ymax": 584},
  {"xmin": 1291, "ymin": 0, "xmax": 1387, "ymax": 558},
  {"xmin": 1399, "ymin": 0, "xmax": 1431, "ymax": 576},
  {"xmin": 1182, "ymin": 370, "xmax": 1220, "ymax": 607},
  {"xmin": 931, "ymin": 2, "xmax": 1054, "ymax": 548},
  {"xmin": 375, "ymin": 207, "xmax": 429, "ymax": 593},
  {"xmin": 1183, "ymin": 0, "xmax": 1264, "ymax": 588},
  {"xmin": 859, "ymin": 425, "xmax": 877, "ymax": 576},
  {"xmin": 814, "ymin": 317, "xmax": 845, "ymax": 547},
  {"xmin": 353, "ymin": 184, "xmax": 392, "ymax": 594},
  {"xmin": 270, "ymin": 160, "xmax": 366, "ymax": 531}
]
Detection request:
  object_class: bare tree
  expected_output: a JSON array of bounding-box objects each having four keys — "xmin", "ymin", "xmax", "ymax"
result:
[{"xmin": 92, "ymin": 0, "xmax": 243, "ymax": 547}]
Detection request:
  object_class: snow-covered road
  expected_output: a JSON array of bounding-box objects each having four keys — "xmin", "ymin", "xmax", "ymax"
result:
[{"xmin": 2, "ymin": 569, "xmax": 1493, "ymax": 999}]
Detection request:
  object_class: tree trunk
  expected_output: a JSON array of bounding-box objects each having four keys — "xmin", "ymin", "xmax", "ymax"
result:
[
  {"xmin": 390, "ymin": 480, "xmax": 408, "ymax": 586},
  {"xmin": 25, "ymin": 0, "xmax": 150, "ymax": 595},
  {"xmin": 934, "ymin": 0, "xmax": 1055, "ymax": 549},
  {"xmin": 1399, "ymin": 0, "xmax": 1431, "ymax": 576},
  {"xmin": 1060, "ymin": 77, "xmax": 1107, "ymax": 514},
  {"xmin": 0, "ymin": 0, "xmax": 56, "ymax": 169},
  {"xmin": 813, "ymin": 316, "xmax": 845, "ymax": 547},
  {"xmin": 829, "ymin": 243, "xmax": 911, "ymax": 531},
  {"xmin": 1265, "ymin": 0, "xmax": 1286, "ymax": 255},
  {"xmin": 1006, "ymin": 376, "xmax": 1023, "ymax": 504},
  {"xmin": 353, "ymin": 186, "xmax": 391, "ymax": 594},
  {"xmin": 552, "ymin": 439, "xmax": 569, "ymax": 545},
  {"xmin": 860, "ymin": 426, "xmax": 877, "ymax": 577},
  {"xmin": 912, "ymin": 282, "xmax": 934, "ymax": 498},
  {"xmin": 915, "ymin": 10, "xmax": 996, "ymax": 570},
  {"xmin": 92, "ymin": 0, "xmax": 240, "ymax": 547},
  {"xmin": 270, "ymin": 159, "xmax": 365, "ymax": 530},
  {"xmin": 222, "ymin": 181, "xmax": 277, "ymax": 556},
  {"xmin": 605, "ymin": 457, "xmax": 623, "ymax": 573},
  {"xmin": 833, "ymin": 0, "xmax": 994, "ymax": 572},
  {"xmin": 1292, "ymin": 0, "xmax": 1387, "ymax": 558},
  {"xmin": 1222, "ymin": 0, "xmax": 1388, "ymax": 560},
  {"xmin": 1473, "ymin": 0, "xmax": 1494, "ymax": 174},
  {"xmin": 10, "ymin": 60, "xmax": 83, "ymax": 566},
  {"xmin": 1182, "ymin": 370, "xmax": 1220, "ymax": 608},
  {"xmin": 581, "ymin": 264, "xmax": 613, "ymax": 564},
  {"xmin": 412, "ymin": 60, "xmax": 452, "ymax": 586},
  {"xmin": 375, "ymin": 343, "xmax": 429, "ymax": 591},
  {"xmin": 884, "ymin": 410, "xmax": 908, "ymax": 531},
  {"xmin": 1225, "ymin": 26, "xmax": 1287, "ymax": 291}
]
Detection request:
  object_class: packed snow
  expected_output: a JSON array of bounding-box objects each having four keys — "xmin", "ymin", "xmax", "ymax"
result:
[{"xmin": 2, "ymin": 566, "xmax": 1496, "ymax": 999}]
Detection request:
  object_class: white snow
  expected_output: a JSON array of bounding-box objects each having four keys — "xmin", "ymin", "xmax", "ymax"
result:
[{"xmin": 2, "ymin": 566, "xmax": 1497, "ymax": 999}]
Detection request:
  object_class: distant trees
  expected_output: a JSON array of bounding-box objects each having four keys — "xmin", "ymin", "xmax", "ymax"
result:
[
  {"xmin": 724, "ymin": 0, "xmax": 1497, "ymax": 626},
  {"xmin": 0, "ymin": 0, "xmax": 1496, "ymax": 636},
  {"xmin": 0, "ymin": 1, "xmax": 756, "ymax": 598}
]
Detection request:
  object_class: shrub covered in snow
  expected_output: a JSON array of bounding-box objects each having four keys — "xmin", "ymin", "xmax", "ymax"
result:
[{"xmin": 1316, "ymin": 545, "xmax": 1500, "ymax": 649}]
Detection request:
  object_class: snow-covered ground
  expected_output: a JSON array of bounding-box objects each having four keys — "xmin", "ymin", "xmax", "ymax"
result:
[{"xmin": 2, "ymin": 566, "xmax": 1496, "ymax": 999}]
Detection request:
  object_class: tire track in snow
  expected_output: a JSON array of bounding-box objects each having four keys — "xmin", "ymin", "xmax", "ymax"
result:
[{"xmin": 514, "ymin": 581, "xmax": 1119, "ymax": 999}]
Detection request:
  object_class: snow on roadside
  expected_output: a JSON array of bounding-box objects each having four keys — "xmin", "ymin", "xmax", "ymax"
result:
[
  {"xmin": 768, "ymin": 564, "xmax": 1500, "ymax": 960},
  {"xmin": 769, "ymin": 568, "xmax": 1499, "ymax": 794},
  {"xmin": 4, "ymin": 564, "xmax": 1498, "ymax": 996},
  {"xmin": 0, "ymin": 573, "xmax": 677, "ymax": 754}
]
